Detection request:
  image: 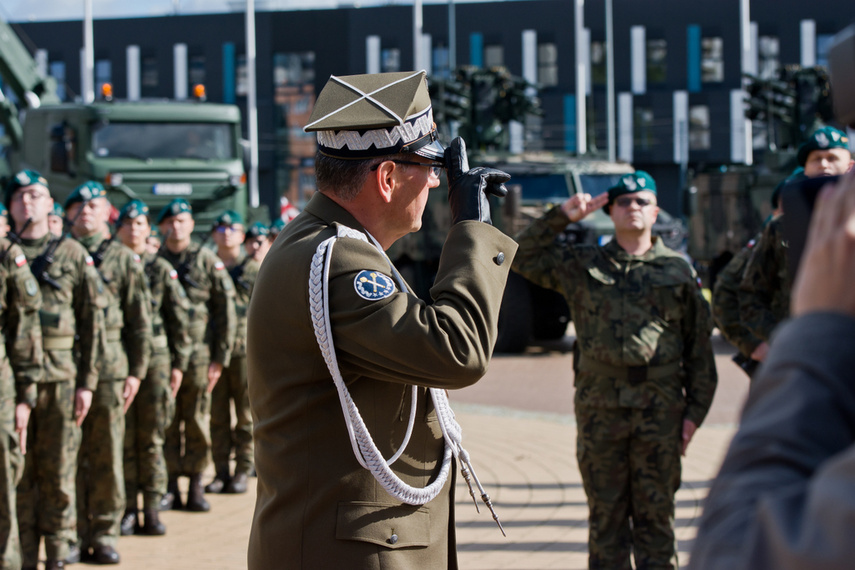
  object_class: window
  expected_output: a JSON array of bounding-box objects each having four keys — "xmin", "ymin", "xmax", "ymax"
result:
[
  {"xmin": 95, "ymin": 59, "xmax": 111, "ymax": 97},
  {"xmin": 591, "ymin": 40, "xmax": 606, "ymax": 85},
  {"xmin": 689, "ymin": 105, "xmax": 711, "ymax": 150},
  {"xmin": 141, "ymin": 56, "xmax": 158, "ymax": 91},
  {"xmin": 538, "ymin": 43, "xmax": 558, "ymax": 87},
  {"xmin": 381, "ymin": 48, "xmax": 400, "ymax": 73},
  {"xmin": 92, "ymin": 122, "xmax": 235, "ymax": 160},
  {"xmin": 758, "ymin": 36, "xmax": 779, "ymax": 80},
  {"xmin": 701, "ymin": 37, "xmax": 724, "ymax": 82},
  {"xmin": 484, "ymin": 44, "xmax": 504, "ymax": 68},
  {"xmin": 634, "ymin": 107, "xmax": 655, "ymax": 151},
  {"xmin": 432, "ymin": 46, "xmax": 451, "ymax": 79},
  {"xmin": 273, "ymin": 52, "xmax": 315, "ymax": 87},
  {"xmin": 817, "ymin": 34, "xmax": 836, "ymax": 68},
  {"xmin": 236, "ymin": 54, "xmax": 248, "ymax": 96},
  {"xmin": 189, "ymin": 55, "xmax": 206, "ymax": 88},
  {"xmin": 49, "ymin": 61, "xmax": 66, "ymax": 101},
  {"xmin": 647, "ymin": 39, "xmax": 667, "ymax": 83}
]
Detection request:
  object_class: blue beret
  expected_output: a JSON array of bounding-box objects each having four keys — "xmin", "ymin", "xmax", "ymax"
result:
[
  {"xmin": 797, "ymin": 126, "xmax": 850, "ymax": 166},
  {"xmin": 270, "ymin": 218, "xmax": 286, "ymax": 233},
  {"xmin": 604, "ymin": 171, "xmax": 657, "ymax": 214},
  {"xmin": 117, "ymin": 199, "xmax": 150, "ymax": 226},
  {"xmin": 213, "ymin": 209, "xmax": 244, "ymax": 228},
  {"xmin": 65, "ymin": 181, "xmax": 107, "ymax": 209},
  {"xmin": 157, "ymin": 199, "xmax": 193, "ymax": 225},
  {"xmin": 245, "ymin": 222, "xmax": 269, "ymax": 240},
  {"xmin": 50, "ymin": 202, "xmax": 65, "ymax": 218},
  {"xmin": 5, "ymin": 169, "xmax": 49, "ymax": 205}
]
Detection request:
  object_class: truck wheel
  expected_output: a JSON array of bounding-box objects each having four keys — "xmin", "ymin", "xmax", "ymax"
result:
[{"xmin": 494, "ymin": 272, "xmax": 533, "ymax": 354}]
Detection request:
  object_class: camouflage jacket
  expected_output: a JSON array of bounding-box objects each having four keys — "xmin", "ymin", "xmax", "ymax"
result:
[
  {"xmin": 513, "ymin": 206, "xmax": 717, "ymax": 426},
  {"xmin": 223, "ymin": 253, "xmax": 259, "ymax": 357},
  {"xmin": 159, "ymin": 241, "xmax": 237, "ymax": 367},
  {"xmin": 0, "ymin": 240, "xmax": 43, "ymax": 405},
  {"xmin": 18, "ymin": 233, "xmax": 103, "ymax": 391},
  {"xmin": 143, "ymin": 251, "xmax": 192, "ymax": 372},
  {"xmin": 78, "ymin": 234, "xmax": 151, "ymax": 381},
  {"xmin": 739, "ymin": 216, "xmax": 790, "ymax": 342},
  {"xmin": 712, "ymin": 234, "xmax": 762, "ymax": 357}
]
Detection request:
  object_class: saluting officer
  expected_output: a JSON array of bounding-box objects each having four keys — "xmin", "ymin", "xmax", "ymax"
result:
[
  {"xmin": 157, "ymin": 199, "xmax": 236, "ymax": 513},
  {"xmin": 513, "ymin": 172, "xmax": 717, "ymax": 569},
  {"xmin": 9, "ymin": 170, "xmax": 103, "ymax": 570},
  {"xmin": 740, "ymin": 126, "xmax": 854, "ymax": 362},
  {"xmin": 206, "ymin": 211, "xmax": 256, "ymax": 495},
  {"xmin": 66, "ymin": 182, "xmax": 151, "ymax": 565},
  {"xmin": 0, "ymin": 200, "xmax": 43, "ymax": 569},
  {"xmin": 247, "ymin": 71, "xmax": 516, "ymax": 569},
  {"xmin": 116, "ymin": 199, "xmax": 192, "ymax": 537}
]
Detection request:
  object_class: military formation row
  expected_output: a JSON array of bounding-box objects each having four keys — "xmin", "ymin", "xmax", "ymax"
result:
[{"xmin": 0, "ymin": 169, "xmax": 283, "ymax": 570}]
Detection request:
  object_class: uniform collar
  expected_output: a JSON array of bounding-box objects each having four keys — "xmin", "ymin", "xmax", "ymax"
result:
[
  {"xmin": 604, "ymin": 235, "xmax": 665, "ymax": 262},
  {"xmin": 304, "ymin": 192, "xmax": 367, "ymax": 235}
]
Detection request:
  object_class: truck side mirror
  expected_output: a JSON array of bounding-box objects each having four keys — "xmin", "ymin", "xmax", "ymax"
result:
[{"xmin": 683, "ymin": 186, "xmax": 698, "ymax": 218}]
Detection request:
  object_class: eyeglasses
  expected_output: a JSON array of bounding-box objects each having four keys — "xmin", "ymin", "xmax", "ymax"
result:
[
  {"xmin": 215, "ymin": 224, "xmax": 244, "ymax": 233},
  {"xmin": 614, "ymin": 196, "xmax": 655, "ymax": 208},
  {"xmin": 11, "ymin": 189, "xmax": 50, "ymax": 203},
  {"xmin": 371, "ymin": 160, "xmax": 444, "ymax": 177}
]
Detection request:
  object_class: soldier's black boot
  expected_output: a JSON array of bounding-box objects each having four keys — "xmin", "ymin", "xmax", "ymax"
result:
[
  {"xmin": 120, "ymin": 508, "xmax": 138, "ymax": 536},
  {"xmin": 226, "ymin": 472, "xmax": 249, "ymax": 494},
  {"xmin": 142, "ymin": 508, "xmax": 166, "ymax": 536},
  {"xmin": 185, "ymin": 474, "xmax": 210, "ymax": 512},
  {"xmin": 205, "ymin": 468, "xmax": 230, "ymax": 494},
  {"xmin": 160, "ymin": 478, "xmax": 183, "ymax": 511}
]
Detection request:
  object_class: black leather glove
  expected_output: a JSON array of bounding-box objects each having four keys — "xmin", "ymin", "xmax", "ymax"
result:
[{"xmin": 444, "ymin": 137, "xmax": 511, "ymax": 225}]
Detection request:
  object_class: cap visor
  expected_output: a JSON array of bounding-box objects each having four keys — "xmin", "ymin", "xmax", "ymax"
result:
[{"xmin": 414, "ymin": 139, "xmax": 446, "ymax": 163}]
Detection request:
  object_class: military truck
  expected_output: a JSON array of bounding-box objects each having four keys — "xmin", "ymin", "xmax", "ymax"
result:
[
  {"xmin": 0, "ymin": 17, "xmax": 249, "ymax": 228},
  {"xmin": 388, "ymin": 151, "xmax": 688, "ymax": 354}
]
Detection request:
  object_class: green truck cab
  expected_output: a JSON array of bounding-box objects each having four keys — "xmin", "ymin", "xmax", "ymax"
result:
[{"xmin": 12, "ymin": 100, "xmax": 247, "ymax": 228}]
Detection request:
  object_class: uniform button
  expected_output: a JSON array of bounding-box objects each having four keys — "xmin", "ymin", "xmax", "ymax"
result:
[
  {"xmin": 388, "ymin": 534, "xmax": 398, "ymax": 545},
  {"xmin": 494, "ymin": 252, "xmax": 505, "ymax": 266}
]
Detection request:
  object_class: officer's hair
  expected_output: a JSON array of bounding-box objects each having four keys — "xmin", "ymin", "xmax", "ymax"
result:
[{"xmin": 315, "ymin": 151, "xmax": 409, "ymax": 201}]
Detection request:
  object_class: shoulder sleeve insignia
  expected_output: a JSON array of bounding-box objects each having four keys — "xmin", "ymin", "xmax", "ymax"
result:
[
  {"xmin": 214, "ymin": 261, "xmax": 225, "ymax": 270},
  {"xmin": 25, "ymin": 278, "xmax": 38, "ymax": 297},
  {"xmin": 14, "ymin": 254, "xmax": 26, "ymax": 267},
  {"xmin": 354, "ymin": 270, "xmax": 396, "ymax": 301},
  {"xmin": 169, "ymin": 269, "xmax": 178, "ymax": 280},
  {"xmin": 133, "ymin": 254, "xmax": 141, "ymax": 263},
  {"xmin": 85, "ymin": 255, "xmax": 94, "ymax": 266}
]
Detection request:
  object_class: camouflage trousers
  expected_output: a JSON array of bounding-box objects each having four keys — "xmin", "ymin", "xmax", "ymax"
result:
[
  {"xmin": 17, "ymin": 381, "xmax": 81, "ymax": 565},
  {"xmin": 0, "ymin": 397, "xmax": 24, "ymax": 570},
  {"xmin": 77, "ymin": 380, "xmax": 125, "ymax": 550},
  {"xmin": 124, "ymin": 349, "xmax": 175, "ymax": 511},
  {"xmin": 210, "ymin": 355, "xmax": 253, "ymax": 476},
  {"xmin": 576, "ymin": 406, "xmax": 682, "ymax": 570},
  {"xmin": 165, "ymin": 355, "xmax": 211, "ymax": 477}
]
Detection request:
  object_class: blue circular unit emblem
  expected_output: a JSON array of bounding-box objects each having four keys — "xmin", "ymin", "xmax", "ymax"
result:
[{"xmin": 354, "ymin": 270, "xmax": 396, "ymax": 301}]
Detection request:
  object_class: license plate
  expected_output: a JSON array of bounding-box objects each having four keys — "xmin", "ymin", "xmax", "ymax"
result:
[{"xmin": 153, "ymin": 183, "xmax": 192, "ymax": 195}]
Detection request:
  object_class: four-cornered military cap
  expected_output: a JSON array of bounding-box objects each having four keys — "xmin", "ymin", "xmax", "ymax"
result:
[
  {"xmin": 157, "ymin": 198, "xmax": 192, "ymax": 225},
  {"xmin": 50, "ymin": 202, "xmax": 65, "ymax": 218},
  {"xmin": 117, "ymin": 199, "xmax": 150, "ymax": 226},
  {"xmin": 604, "ymin": 171, "xmax": 657, "ymax": 214},
  {"xmin": 5, "ymin": 169, "xmax": 49, "ymax": 207},
  {"xmin": 65, "ymin": 180, "xmax": 107, "ymax": 209},
  {"xmin": 213, "ymin": 209, "xmax": 244, "ymax": 228},
  {"xmin": 245, "ymin": 221, "xmax": 269, "ymax": 240},
  {"xmin": 304, "ymin": 71, "xmax": 444, "ymax": 162},
  {"xmin": 797, "ymin": 125, "xmax": 851, "ymax": 166}
]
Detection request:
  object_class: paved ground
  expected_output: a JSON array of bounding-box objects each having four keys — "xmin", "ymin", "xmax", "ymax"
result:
[{"xmin": 61, "ymin": 332, "xmax": 748, "ymax": 569}]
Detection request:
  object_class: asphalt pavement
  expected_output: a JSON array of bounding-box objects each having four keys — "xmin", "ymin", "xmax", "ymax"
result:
[{"xmin": 64, "ymin": 331, "xmax": 749, "ymax": 570}]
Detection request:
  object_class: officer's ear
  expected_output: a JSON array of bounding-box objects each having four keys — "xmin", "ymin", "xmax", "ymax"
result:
[{"xmin": 373, "ymin": 160, "xmax": 397, "ymax": 205}]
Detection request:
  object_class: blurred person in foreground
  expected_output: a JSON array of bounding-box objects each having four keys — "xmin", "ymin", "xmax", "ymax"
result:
[
  {"xmin": 246, "ymin": 71, "xmax": 516, "ymax": 569},
  {"xmin": 690, "ymin": 168, "xmax": 855, "ymax": 570}
]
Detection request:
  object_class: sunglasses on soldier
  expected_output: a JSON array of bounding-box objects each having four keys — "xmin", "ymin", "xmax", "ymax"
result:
[{"xmin": 614, "ymin": 196, "xmax": 654, "ymax": 208}]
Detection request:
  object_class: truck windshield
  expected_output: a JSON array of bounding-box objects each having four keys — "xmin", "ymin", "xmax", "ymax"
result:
[
  {"xmin": 511, "ymin": 174, "xmax": 570, "ymax": 202},
  {"xmin": 579, "ymin": 174, "xmax": 625, "ymax": 197},
  {"xmin": 92, "ymin": 122, "xmax": 235, "ymax": 160}
]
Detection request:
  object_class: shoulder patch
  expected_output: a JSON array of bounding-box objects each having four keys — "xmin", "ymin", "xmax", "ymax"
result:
[
  {"xmin": 169, "ymin": 269, "xmax": 178, "ymax": 280},
  {"xmin": 14, "ymin": 254, "xmax": 26, "ymax": 267},
  {"xmin": 354, "ymin": 270, "xmax": 396, "ymax": 301},
  {"xmin": 214, "ymin": 261, "xmax": 225, "ymax": 270},
  {"xmin": 25, "ymin": 278, "xmax": 38, "ymax": 297},
  {"xmin": 85, "ymin": 255, "xmax": 94, "ymax": 266},
  {"xmin": 133, "ymin": 254, "xmax": 141, "ymax": 263}
]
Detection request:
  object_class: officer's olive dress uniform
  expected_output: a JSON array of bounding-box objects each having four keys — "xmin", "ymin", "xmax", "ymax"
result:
[
  {"xmin": 75, "ymin": 234, "xmax": 151, "ymax": 551},
  {"xmin": 247, "ymin": 193, "xmax": 516, "ymax": 569},
  {"xmin": 513, "ymin": 206, "xmax": 717, "ymax": 569},
  {"xmin": 0, "ymin": 240, "xmax": 43, "ymax": 570},
  {"xmin": 16, "ymin": 235, "xmax": 103, "ymax": 566}
]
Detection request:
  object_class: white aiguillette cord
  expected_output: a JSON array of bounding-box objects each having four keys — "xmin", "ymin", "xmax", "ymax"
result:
[{"xmin": 308, "ymin": 225, "xmax": 505, "ymax": 535}]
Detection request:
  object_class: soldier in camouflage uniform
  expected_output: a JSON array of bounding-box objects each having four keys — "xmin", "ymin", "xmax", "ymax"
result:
[
  {"xmin": 0, "ymin": 219, "xmax": 43, "ymax": 570},
  {"xmin": 243, "ymin": 222, "xmax": 271, "ymax": 263},
  {"xmin": 157, "ymin": 199, "xmax": 236, "ymax": 513},
  {"xmin": 116, "ymin": 200, "xmax": 192, "ymax": 537},
  {"xmin": 47, "ymin": 203, "xmax": 64, "ymax": 239},
  {"xmin": 8, "ymin": 170, "xmax": 103, "ymax": 570},
  {"xmin": 65, "ymin": 182, "xmax": 151, "ymax": 565},
  {"xmin": 513, "ymin": 171, "xmax": 717, "ymax": 570},
  {"xmin": 740, "ymin": 126, "xmax": 853, "ymax": 362},
  {"xmin": 205, "ymin": 211, "xmax": 258, "ymax": 495}
]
